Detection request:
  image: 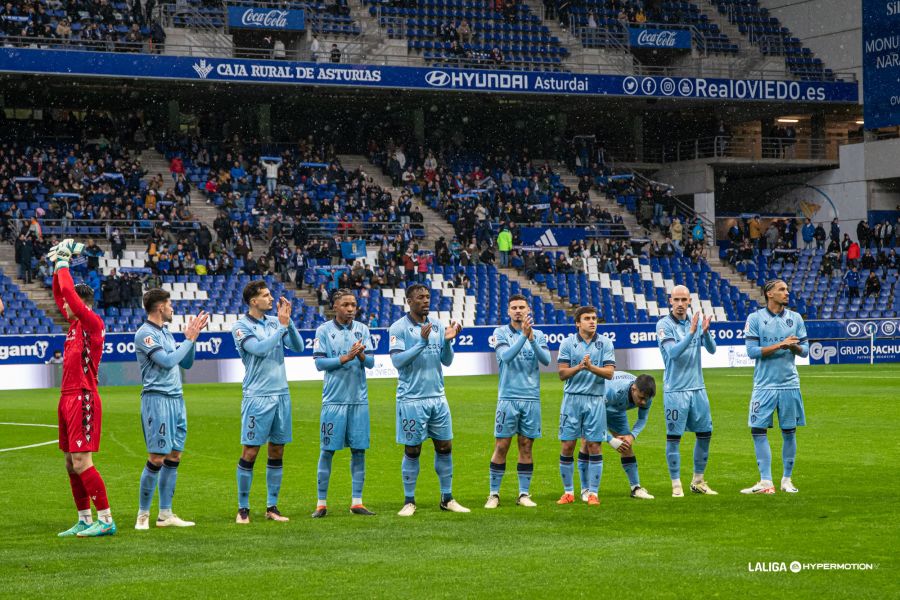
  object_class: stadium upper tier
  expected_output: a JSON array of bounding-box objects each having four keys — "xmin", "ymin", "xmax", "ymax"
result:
[
  {"xmin": 710, "ymin": 0, "xmax": 835, "ymax": 81},
  {"xmin": 369, "ymin": 0, "xmax": 569, "ymax": 71},
  {"xmin": 568, "ymin": 0, "xmax": 738, "ymax": 55},
  {"xmin": 0, "ymin": 0, "xmax": 848, "ymax": 82}
]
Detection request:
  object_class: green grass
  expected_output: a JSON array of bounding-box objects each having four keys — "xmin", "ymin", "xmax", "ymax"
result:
[{"xmin": 1, "ymin": 365, "xmax": 897, "ymax": 598}]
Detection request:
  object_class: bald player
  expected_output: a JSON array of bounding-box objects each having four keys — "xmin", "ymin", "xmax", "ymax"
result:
[{"xmin": 655, "ymin": 285, "xmax": 718, "ymax": 498}]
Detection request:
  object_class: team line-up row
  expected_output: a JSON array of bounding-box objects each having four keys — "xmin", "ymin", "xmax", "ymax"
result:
[{"xmin": 46, "ymin": 239, "xmax": 809, "ymax": 536}]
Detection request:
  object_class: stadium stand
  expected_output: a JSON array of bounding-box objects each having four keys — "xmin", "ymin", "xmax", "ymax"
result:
[
  {"xmin": 0, "ymin": 267, "xmax": 61, "ymax": 333},
  {"xmin": 164, "ymin": 0, "xmax": 363, "ymax": 37},
  {"xmin": 566, "ymin": 0, "xmax": 738, "ymax": 55},
  {"xmin": 367, "ymin": 0, "xmax": 570, "ymax": 71},
  {"xmin": 708, "ymin": 0, "xmax": 834, "ymax": 80}
]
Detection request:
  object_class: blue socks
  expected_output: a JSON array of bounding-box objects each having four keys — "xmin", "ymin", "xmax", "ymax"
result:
[
  {"xmin": 621, "ymin": 456, "xmax": 640, "ymax": 488},
  {"xmin": 317, "ymin": 450, "xmax": 334, "ymax": 503},
  {"xmin": 401, "ymin": 453, "xmax": 420, "ymax": 503},
  {"xmin": 694, "ymin": 432, "xmax": 711, "ymax": 476},
  {"xmin": 489, "ymin": 461, "xmax": 505, "ymax": 494},
  {"xmin": 434, "ymin": 449, "xmax": 453, "ymax": 496},
  {"xmin": 781, "ymin": 428, "xmax": 797, "ymax": 478},
  {"xmin": 266, "ymin": 458, "xmax": 283, "ymax": 507},
  {"xmin": 350, "ymin": 450, "xmax": 365, "ymax": 500},
  {"xmin": 138, "ymin": 461, "xmax": 161, "ymax": 512},
  {"xmin": 666, "ymin": 436, "xmax": 682, "ymax": 479},
  {"xmin": 577, "ymin": 451, "xmax": 589, "ymax": 490},
  {"xmin": 158, "ymin": 459, "xmax": 179, "ymax": 511},
  {"xmin": 587, "ymin": 454, "xmax": 603, "ymax": 494},
  {"xmin": 752, "ymin": 428, "xmax": 773, "ymax": 481},
  {"xmin": 517, "ymin": 462, "xmax": 533, "ymax": 495},
  {"xmin": 559, "ymin": 454, "xmax": 575, "ymax": 493},
  {"xmin": 236, "ymin": 458, "xmax": 254, "ymax": 509}
]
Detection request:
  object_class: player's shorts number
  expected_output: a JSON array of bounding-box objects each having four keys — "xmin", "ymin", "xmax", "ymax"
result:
[
  {"xmin": 321, "ymin": 422, "xmax": 334, "ymax": 446},
  {"xmin": 496, "ymin": 410, "xmax": 506, "ymax": 433},
  {"xmin": 751, "ymin": 401, "xmax": 761, "ymax": 414},
  {"xmin": 666, "ymin": 409, "xmax": 679, "ymax": 421},
  {"xmin": 401, "ymin": 418, "xmax": 417, "ymax": 433},
  {"xmin": 158, "ymin": 423, "xmax": 166, "ymax": 436},
  {"xmin": 248, "ymin": 415, "xmax": 256, "ymax": 429}
]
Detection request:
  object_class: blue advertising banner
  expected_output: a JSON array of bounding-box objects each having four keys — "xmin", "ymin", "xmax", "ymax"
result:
[
  {"xmin": 0, "ymin": 321, "xmax": 754, "ymax": 365},
  {"xmin": 628, "ymin": 27, "xmax": 692, "ymax": 50},
  {"xmin": 862, "ymin": 0, "xmax": 900, "ymax": 128},
  {"xmin": 808, "ymin": 339, "xmax": 900, "ymax": 365},
  {"xmin": 227, "ymin": 6, "xmax": 305, "ymax": 31},
  {"xmin": 0, "ymin": 48, "xmax": 859, "ymax": 103}
]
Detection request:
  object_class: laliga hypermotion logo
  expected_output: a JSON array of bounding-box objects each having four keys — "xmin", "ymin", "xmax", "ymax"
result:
[
  {"xmin": 193, "ymin": 59, "xmax": 214, "ymax": 79},
  {"xmin": 809, "ymin": 342, "xmax": 837, "ymax": 364},
  {"xmin": 425, "ymin": 71, "xmax": 451, "ymax": 87}
]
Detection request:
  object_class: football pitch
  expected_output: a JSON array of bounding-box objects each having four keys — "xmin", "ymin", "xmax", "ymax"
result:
[{"xmin": 0, "ymin": 364, "xmax": 896, "ymax": 598}]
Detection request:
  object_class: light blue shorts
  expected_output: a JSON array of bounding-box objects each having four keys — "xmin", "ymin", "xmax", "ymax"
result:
[
  {"xmin": 664, "ymin": 389, "xmax": 713, "ymax": 436},
  {"xmin": 141, "ymin": 393, "xmax": 187, "ymax": 454},
  {"xmin": 396, "ymin": 396, "xmax": 453, "ymax": 446},
  {"xmin": 495, "ymin": 399, "xmax": 542, "ymax": 439},
  {"xmin": 749, "ymin": 388, "xmax": 806, "ymax": 429},
  {"xmin": 320, "ymin": 403, "xmax": 370, "ymax": 451},
  {"xmin": 559, "ymin": 393, "xmax": 606, "ymax": 442},
  {"xmin": 241, "ymin": 394, "xmax": 292, "ymax": 446},
  {"xmin": 606, "ymin": 409, "xmax": 632, "ymax": 437}
]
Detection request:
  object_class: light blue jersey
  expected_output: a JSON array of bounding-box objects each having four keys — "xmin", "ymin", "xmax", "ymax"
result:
[
  {"xmin": 134, "ymin": 320, "xmax": 195, "ymax": 396},
  {"xmin": 557, "ymin": 332, "xmax": 616, "ymax": 396},
  {"xmin": 656, "ymin": 315, "xmax": 716, "ymax": 392},
  {"xmin": 493, "ymin": 325, "xmax": 550, "ymax": 401},
  {"xmin": 232, "ymin": 313, "xmax": 304, "ymax": 397},
  {"xmin": 744, "ymin": 308, "xmax": 808, "ymax": 389},
  {"xmin": 313, "ymin": 319, "xmax": 375, "ymax": 405},
  {"xmin": 389, "ymin": 314, "xmax": 453, "ymax": 401},
  {"xmin": 604, "ymin": 371, "xmax": 652, "ymax": 438}
]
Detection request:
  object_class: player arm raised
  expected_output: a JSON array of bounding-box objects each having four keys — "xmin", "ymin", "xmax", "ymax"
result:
[
  {"xmin": 241, "ymin": 325, "xmax": 290, "ymax": 357},
  {"xmin": 440, "ymin": 321, "xmax": 460, "ymax": 367},
  {"xmin": 277, "ymin": 298, "xmax": 304, "ymax": 352},
  {"xmin": 150, "ymin": 312, "xmax": 208, "ymax": 369},
  {"xmin": 700, "ymin": 316, "xmax": 716, "ymax": 354},
  {"xmin": 358, "ymin": 332, "xmax": 376, "ymax": 369},
  {"xmin": 661, "ymin": 313, "xmax": 700, "ymax": 359},
  {"xmin": 557, "ymin": 339, "xmax": 583, "ymax": 380},
  {"xmin": 390, "ymin": 322, "xmax": 429, "ymax": 369},
  {"xmin": 497, "ymin": 332, "xmax": 529, "ymax": 362},
  {"xmin": 56, "ymin": 264, "xmax": 104, "ymax": 333}
]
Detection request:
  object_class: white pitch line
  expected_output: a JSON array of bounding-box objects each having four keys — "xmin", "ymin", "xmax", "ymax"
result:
[
  {"xmin": 724, "ymin": 374, "xmax": 900, "ymax": 379},
  {"xmin": 0, "ymin": 423, "xmax": 58, "ymax": 453},
  {"xmin": 0, "ymin": 440, "xmax": 58, "ymax": 453}
]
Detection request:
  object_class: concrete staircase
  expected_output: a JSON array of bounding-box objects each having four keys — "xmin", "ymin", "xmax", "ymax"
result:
[
  {"xmin": 139, "ymin": 150, "xmax": 220, "ymax": 226},
  {"xmin": 550, "ymin": 159, "xmax": 760, "ymax": 301},
  {"xmin": 337, "ymin": 154, "xmax": 571, "ymax": 315},
  {"xmin": 163, "ymin": 27, "xmax": 233, "ymax": 58},
  {"xmin": 520, "ymin": 0, "xmax": 633, "ymax": 75},
  {"xmin": 693, "ymin": 1, "xmax": 748, "ymax": 52}
]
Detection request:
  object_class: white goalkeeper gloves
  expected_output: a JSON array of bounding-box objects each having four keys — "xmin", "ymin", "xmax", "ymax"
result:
[{"xmin": 47, "ymin": 239, "xmax": 85, "ymax": 271}]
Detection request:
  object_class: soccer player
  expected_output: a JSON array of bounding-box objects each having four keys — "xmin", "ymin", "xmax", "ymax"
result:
[
  {"xmin": 556, "ymin": 306, "xmax": 616, "ymax": 506},
  {"xmin": 231, "ymin": 280, "xmax": 304, "ymax": 523},
  {"xmin": 485, "ymin": 294, "xmax": 551, "ymax": 509},
  {"xmin": 50, "ymin": 239, "xmax": 116, "ymax": 538},
  {"xmin": 741, "ymin": 279, "xmax": 808, "ymax": 495},
  {"xmin": 133, "ymin": 289, "xmax": 209, "ymax": 530},
  {"xmin": 656, "ymin": 285, "xmax": 718, "ymax": 498},
  {"xmin": 311, "ymin": 289, "xmax": 376, "ymax": 518},
  {"xmin": 389, "ymin": 284, "xmax": 469, "ymax": 516},
  {"xmin": 586, "ymin": 371, "xmax": 656, "ymax": 500}
]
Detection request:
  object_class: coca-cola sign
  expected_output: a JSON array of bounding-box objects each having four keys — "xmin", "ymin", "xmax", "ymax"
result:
[
  {"xmin": 227, "ymin": 6, "xmax": 306, "ymax": 31},
  {"xmin": 628, "ymin": 27, "xmax": 691, "ymax": 49}
]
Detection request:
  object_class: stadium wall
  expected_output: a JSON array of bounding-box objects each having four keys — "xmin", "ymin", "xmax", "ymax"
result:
[{"xmin": 5, "ymin": 320, "xmax": 898, "ymax": 390}]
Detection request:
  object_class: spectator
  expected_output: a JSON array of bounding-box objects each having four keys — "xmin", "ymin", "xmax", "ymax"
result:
[
  {"xmin": 863, "ymin": 272, "xmax": 881, "ymax": 299},
  {"xmin": 846, "ymin": 239, "xmax": 861, "ymax": 267},
  {"xmin": 109, "ymin": 229, "xmax": 126, "ymax": 260},
  {"xmin": 317, "ymin": 283, "xmax": 329, "ymax": 316},
  {"xmin": 801, "ymin": 218, "xmax": 815, "ymax": 250},
  {"xmin": 310, "ymin": 33, "xmax": 321, "ymax": 61},
  {"xmin": 843, "ymin": 265, "xmax": 860, "ymax": 300},
  {"xmin": 813, "ymin": 222, "xmax": 827, "ymax": 250},
  {"xmin": 496, "ymin": 226, "xmax": 512, "ymax": 267},
  {"xmin": 330, "ymin": 43, "xmax": 341, "ymax": 63}
]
